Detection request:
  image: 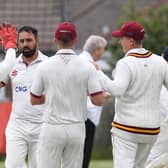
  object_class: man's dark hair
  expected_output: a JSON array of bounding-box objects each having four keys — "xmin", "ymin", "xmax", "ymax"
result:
[{"xmin": 18, "ymin": 26, "xmax": 38, "ymax": 39}]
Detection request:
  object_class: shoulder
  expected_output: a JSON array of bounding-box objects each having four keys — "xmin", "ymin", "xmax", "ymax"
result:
[
  {"xmin": 38, "ymin": 51, "xmax": 48, "ymax": 61},
  {"xmin": 116, "ymin": 57, "xmax": 130, "ymax": 68}
]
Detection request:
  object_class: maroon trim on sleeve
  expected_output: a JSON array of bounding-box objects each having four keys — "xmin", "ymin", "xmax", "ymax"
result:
[
  {"xmin": 30, "ymin": 92, "xmax": 42, "ymax": 98},
  {"xmin": 90, "ymin": 91, "xmax": 103, "ymax": 97},
  {"xmin": 0, "ymin": 81, "xmax": 6, "ymax": 87}
]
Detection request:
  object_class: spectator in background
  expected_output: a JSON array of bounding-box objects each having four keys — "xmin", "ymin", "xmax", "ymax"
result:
[
  {"xmin": 146, "ymin": 47, "xmax": 168, "ymax": 168},
  {"xmin": 79, "ymin": 35, "xmax": 107, "ymax": 168},
  {"xmin": 30, "ymin": 22, "xmax": 104, "ymax": 168},
  {"xmin": 1, "ymin": 26, "xmax": 48, "ymax": 168}
]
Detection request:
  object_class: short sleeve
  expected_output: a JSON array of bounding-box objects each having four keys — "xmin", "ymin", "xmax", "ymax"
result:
[
  {"xmin": 87, "ymin": 66, "xmax": 102, "ymax": 96},
  {"xmin": 30, "ymin": 65, "xmax": 44, "ymax": 97}
]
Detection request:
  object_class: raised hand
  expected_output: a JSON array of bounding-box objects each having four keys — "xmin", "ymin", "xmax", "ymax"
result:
[{"xmin": 0, "ymin": 23, "xmax": 17, "ymax": 50}]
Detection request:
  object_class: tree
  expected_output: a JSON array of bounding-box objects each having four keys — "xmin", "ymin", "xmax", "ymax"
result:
[{"xmin": 109, "ymin": 0, "xmax": 168, "ymax": 61}]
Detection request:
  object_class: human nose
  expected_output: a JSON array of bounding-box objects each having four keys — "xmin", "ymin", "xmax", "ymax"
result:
[{"xmin": 22, "ymin": 40, "xmax": 28, "ymax": 47}]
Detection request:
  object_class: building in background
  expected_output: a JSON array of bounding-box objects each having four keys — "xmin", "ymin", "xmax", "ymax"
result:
[{"xmin": 0, "ymin": 0, "xmax": 163, "ymax": 51}]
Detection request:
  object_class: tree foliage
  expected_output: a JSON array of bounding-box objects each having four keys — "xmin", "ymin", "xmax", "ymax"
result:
[{"xmin": 109, "ymin": 0, "xmax": 168, "ymax": 62}]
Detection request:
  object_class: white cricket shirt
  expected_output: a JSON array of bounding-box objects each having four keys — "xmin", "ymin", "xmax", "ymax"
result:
[
  {"xmin": 31, "ymin": 49, "xmax": 102, "ymax": 124},
  {"xmin": 101, "ymin": 48, "xmax": 168, "ymax": 143},
  {"xmin": 2, "ymin": 51, "xmax": 48, "ymax": 123}
]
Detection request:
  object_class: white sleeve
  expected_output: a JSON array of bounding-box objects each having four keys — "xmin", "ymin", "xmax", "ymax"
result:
[
  {"xmin": 30, "ymin": 66, "xmax": 44, "ymax": 97},
  {"xmin": 88, "ymin": 66, "xmax": 103, "ymax": 96},
  {"xmin": 0, "ymin": 49, "xmax": 16, "ymax": 81},
  {"xmin": 0, "ymin": 74, "xmax": 9, "ymax": 85},
  {"xmin": 98, "ymin": 70, "xmax": 112, "ymax": 83},
  {"xmin": 100, "ymin": 60, "xmax": 131, "ymax": 96},
  {"xmin": 163, "ymin": 62, "xmax": 168, "ymax": 89}
]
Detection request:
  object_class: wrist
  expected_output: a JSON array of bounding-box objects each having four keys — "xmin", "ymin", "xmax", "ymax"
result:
[{"xmin": 5, "ymin": 41, "xmax": 17, "ymax": 50}]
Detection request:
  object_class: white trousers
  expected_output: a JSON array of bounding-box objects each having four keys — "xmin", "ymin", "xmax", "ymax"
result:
[
  {"xmin": 36, "ymin": 122, "xmax": 85, "ymax": 168},
  {"xmin": 112, "ymin": 135, "xmax": 153, "ymax": 168},
  {"xmin": 5, "ymin": 115, "xmax": 42, "ymax": 168},
  {"xmin": 146, "ymin": 122, "xmax": 168, "ymax": 168}
]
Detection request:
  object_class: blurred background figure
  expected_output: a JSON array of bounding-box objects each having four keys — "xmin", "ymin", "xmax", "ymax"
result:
[
  {"xmin": 146, "ymin": 47, "xmax": 168, "ymax": 168},
  {"xmin": 79, "ymin": 35, "xmax": 107, "ymax": 168}
]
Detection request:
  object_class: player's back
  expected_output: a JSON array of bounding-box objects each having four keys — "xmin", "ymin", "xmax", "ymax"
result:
[{"xmin": 41, "ymin": 51, "xmax": 96, "ymax": 124}]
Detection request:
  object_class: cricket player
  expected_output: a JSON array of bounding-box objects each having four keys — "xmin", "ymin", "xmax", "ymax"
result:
[
  {"xmin": 1, "ymin": 26, "xmax": 48, "ymax": 168},
  {"xmin": 79, "ymin": 35, "xmax": 107, "ymax": 168},
  {"xmin": 145, "ymin": 47, "xmax": 168, "ymax": 168},
  {"xmin": 100, "ymin": 21, "xmax": 168, "ymax": 168},
  {"xmin": 0, "ymin": 23, "xmax": 17, "ymax": 82},
  {"xmin": 30, "ymin": 22, "xmax": 104, "ymax": 168}
]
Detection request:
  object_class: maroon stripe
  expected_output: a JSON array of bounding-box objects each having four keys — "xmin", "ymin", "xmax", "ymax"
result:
[
  {"xmin": 90, "ymin": 91, "xmax": 103, "ymax": 96},
  {"xmin": 30, "ymin": 92, "xmax": 42, "ymax": 98},
  {"xmin": 128, "ymin": 51, "xmax": 152, "ymax": 58},
  {"xmin": 129, "ymin": 51, "xmax": 151, "ymax": 56},
  {"xmin": 114, "ymin": 127, "xmax": 160, "ymax": 135},
  {"xmin": 113, "ymin": 121, "xmax": 160, "ymax": 130},
  {"xmin": 112, "ymin": 122, "xmax": 160, "ymax": 135}
]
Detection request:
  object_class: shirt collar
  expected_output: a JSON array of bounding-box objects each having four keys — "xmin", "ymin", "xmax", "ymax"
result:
[
  {"xmin": 81, "ymin": 51, "xmax": 94, "ymax": 61},
  {"xmin": 126, "ymin": 48, "xmax": 149, "ymax": 57},
  {"xmin": 56, "ymin": 49, "xmax": 76, "ymax": 56},
  {"xmin": 18, "ymin": 51, "xmax": 45, "ymax": 64}
]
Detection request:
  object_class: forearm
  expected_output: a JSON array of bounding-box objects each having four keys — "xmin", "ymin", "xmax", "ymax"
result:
[
  {"xmin": 0, "ymin": 49, "xmax": 16, "ymax": 78},
  {"xmin": 101, "ymin": 78, "xmax": 126, "ymax": 96},
  {"xmin": 99, "ymin": 70, "xmax": 130, "ymax": 96}
]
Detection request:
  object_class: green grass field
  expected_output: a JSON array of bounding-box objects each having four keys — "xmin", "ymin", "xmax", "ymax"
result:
[
  {"xmin": 0, "ymin": 161, "xmax": 4, "ymax": 168},
  {"xmin": 0, "ymin": 160, "xmax": 113, "ymax": 168},
  {"xmin": 90, "ymin": 160, "xmax": 113, "ymax": 168}
]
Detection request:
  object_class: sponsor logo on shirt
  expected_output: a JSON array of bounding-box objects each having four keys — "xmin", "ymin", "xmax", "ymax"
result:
[{"xmin": 15, "ymin": 85, "xmax": 28, "ymax": 92}]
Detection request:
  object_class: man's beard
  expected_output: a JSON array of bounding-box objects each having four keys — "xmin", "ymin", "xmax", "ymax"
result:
[{"xmin": 21, "ymin": 46, "xmax": 37, "ymax": 58}]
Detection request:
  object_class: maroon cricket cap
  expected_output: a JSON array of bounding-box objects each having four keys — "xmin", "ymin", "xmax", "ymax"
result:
[
  {"xmin": 112, "ymin": 21, "xmax": 145, "ymax": 41},
  {"xmin": 55, "ymin": 22, "xmax": 77, "ymax": 41}
]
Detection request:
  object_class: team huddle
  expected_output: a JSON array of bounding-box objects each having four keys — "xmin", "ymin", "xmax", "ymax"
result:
[{"xmin": 0, "ymin": 21, "xmax": 168, "ymax": 168}]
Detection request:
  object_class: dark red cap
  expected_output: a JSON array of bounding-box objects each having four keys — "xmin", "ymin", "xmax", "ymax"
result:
[
  {"xmin": 55, "ymin": 22, "xmax": 77, "ymax": 41},
  {"xmin": 112, "ymin": 21, "xmax": 145, "ymax": 41}
]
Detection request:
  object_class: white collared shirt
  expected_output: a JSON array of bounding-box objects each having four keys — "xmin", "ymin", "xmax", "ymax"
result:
[
  {"xmin": 31, "ymin": 49, "xmax": 102, "ymax": 124},
  {"xmin": 3, "ymin": 51, "xmax": 48, "ymax": 123}
]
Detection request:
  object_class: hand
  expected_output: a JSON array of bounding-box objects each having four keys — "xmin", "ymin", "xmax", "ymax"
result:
[
  {"xmin": 103, "ymin": 92, "xmax": 112, "ymax": 99},
  {"xmin": 0, "ymin": 23, "xmax": 17, "ymax": 50},
  {"xmin": 90, "ymin": 61, "xmax": 100, "ymax": 70}
]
